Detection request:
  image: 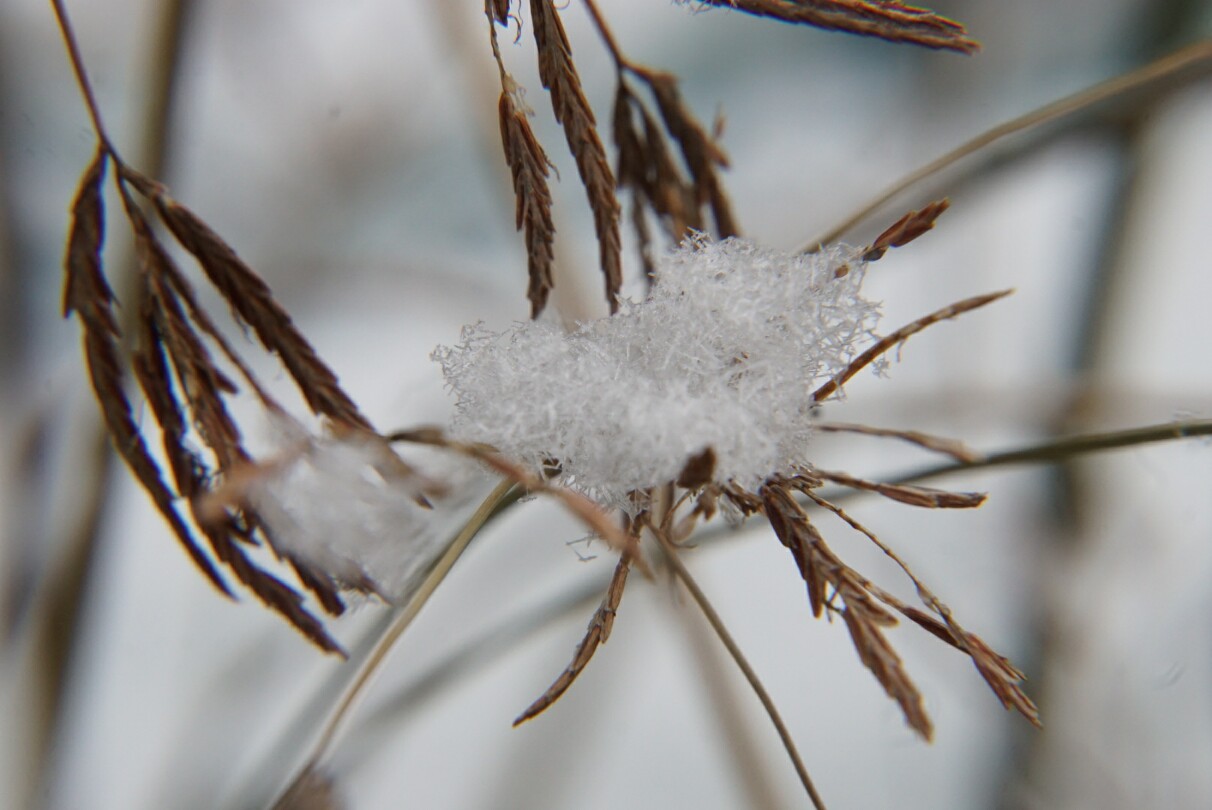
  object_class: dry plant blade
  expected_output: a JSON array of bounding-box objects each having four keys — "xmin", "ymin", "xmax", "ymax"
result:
[
  {"xmin": 613, "ymin": 87, "xmax": 663, "ymax": 281},
  {"xmin": 812, "ymin": 289, "xmax": 1012, "ymax": 402},
  {"xmin": 808, "ymin": 39, "xmax": 1212, "ymax": 248},
  {"xmin": 487, "ymin": 0, "xmax": 512, "ymax": 26},
  {"xmin": 117, "ymin": 188, "xmax": 346, "ymax": 645},
  {"xmin": 124, "ymin": 170, "xmax": 372, "ymax": 430},
  {"xmin": 900, "ymin": 600, "xmax": 1039, "ymax": 726},
  {"xmin": 498, "ymin": 84, "xmax": 558, "ymax": 317},
  {"xmin": 125, "ymin": 202, "xmax": 244, "ymax": 469},
  {"xmin": 653, "ymin": 528, "xmax": 828, "ymax": 810},
  {"xmin": 613, "ymin": 81, "xmax": 698, "ymax": 242},
  {"xmin": 800, "ymin": 489, "xmax": 940, "ymax": 601},
  {"xmin": 895, "ymin": 418, "xmax": 1212, "ymax": 483},
  {"xmin": 286, "ymin": 554, "xmax": 350, "ymax": 618},
  {"xmin": 388, "ymin": 427, "xmax": 645, "ymax": 568},
  {"xmin": 153, "ymin": 238, "xmax": 286, "ymax": 413},
  {"xmin": 514, "ymin": 549, "xmax": 633, "ymax": 725},
  {"xmin": 585, "ymin": 0, "xmax": 737, "ymax": 270},
  {"xmin": 129, "ymin": 299, "xmax": 342, "ymax": 652},
  {"xmin": 642, "ymin": 70, "xmax": 738, "ymax": 238},
  {"xmin": 861, "ymin": 198, "xmax": 949, "ymax": 261},
  {"xmin": 204, "ymin": 516, "xmax": 345, "ymax": 653},
  {"xmin": 62, "ymin": 148, "xmax": 230, "ymax": 595},
  {"xmin": 762, "ymin": 483, "xmax": 932, "ymax": 738},
  {"xmin": 836, "ymin": 577, "xmax": 932, "ymax": 739},
  {"xmin": 798, "ymin": 490, "xmax": 1037, "ymax": 726},
  {"xmin": 271, "ymin": 767, "xmax": 344, "ymax": 810},
  {"xmin": 693, "ymin": 0, "xmax": 978, "ymax": 54},
  {"xmin": 816, "ymin": 469, "xmax": 986, "ymax": 509},
  {"xmin": 761, "ymin": 484, "xmax": 830, "ymax": 618},
  {"xmin": 947, "ymin": 620, "xmax": 1040, "ymax": 727},
  {"xmin": 530, "ymin": 0, "xmax": 623, "ymax": 311},
  {"xmin": 817, "ymin": 422, "xmax": 983, "ymax": 463}
]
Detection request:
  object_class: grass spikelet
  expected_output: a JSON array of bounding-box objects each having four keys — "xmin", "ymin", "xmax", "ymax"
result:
[
  {"xmin": 63, "ymin": 147, "xmax": 232, "ymax": 596},
  {"xmin": 498, "ymin": 82, "xmax": 558, "ymax": 317},
  {"xmin": 861, "ymin": 198, "xmax": 951, "ymax": 261},
  {"xmin": 530, "ymin": 0, "xmax": 623, "ymax": 311},
  {"xmin": 816, "ymin": 469, "xmax": 987, "ymax": 509},
  {"xmin": 643, "ymin": 70, "xmax": 738, "ymax": 238},
  {"xmin": 126, "ymin": 170, "xmax": 372, "ymax": 430},
  {"xmin": 514, "ymin": 549, "xmax": 633, "ymax": 725},
  {"xmin": 812, "ymin": 289, "xmax": 1014, "ymax": 402},
  {"xmin": 684, "ymin": 0, "xmax": 980, "ymax": 54}
]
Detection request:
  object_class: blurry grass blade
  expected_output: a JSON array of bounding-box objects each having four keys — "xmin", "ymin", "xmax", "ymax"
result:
[
  {"xmin": 514, "ymin": 549, "xmax": 633, "ymax": 725},
  {"xmin": 498, "ymin": 84, "xmax": 557, "ymax": 317},
  {"xmin": 812, "ymin": 289, "xmax": 1013, "ymax": 402},
  {"xmin": 530, "ymin": 0, "xmax": 622, "ymax": 311},
  {"xmin": 688, "ymin": 0, "xmax": 979, "ymax": 54}
]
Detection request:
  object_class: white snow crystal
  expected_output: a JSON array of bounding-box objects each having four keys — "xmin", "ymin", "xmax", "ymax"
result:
[
  {"xmin": 433, "ymin": 236, "xmax": 882, "ymax": 509},
  {"xmin": 246, "ymin": 420, "xmax": 489, "ymax": 601}
]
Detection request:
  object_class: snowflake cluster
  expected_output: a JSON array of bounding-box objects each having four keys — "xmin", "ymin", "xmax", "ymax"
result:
[{"xmin": 434, "ymin": 237, "xmax": 883, "ymax": 509}]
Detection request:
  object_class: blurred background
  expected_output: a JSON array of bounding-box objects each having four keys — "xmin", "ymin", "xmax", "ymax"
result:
[{"xmin": 2, "ymin": 1, "xmax": 1211, "ymax": 808}]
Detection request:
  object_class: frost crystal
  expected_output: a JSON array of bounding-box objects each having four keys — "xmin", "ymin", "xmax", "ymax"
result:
[
  {"xmin": 434, "ymin": 237, "xmax": 882, "ymax": 509},
  {"xmin": 247, "ymin": 422, "xmax": 485, "ymax": 601}
]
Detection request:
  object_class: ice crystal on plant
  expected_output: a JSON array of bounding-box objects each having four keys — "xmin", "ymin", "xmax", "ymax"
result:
[
  {"xmin": 246, "ymin": 421, "xmax": 485, "ymax": 601},
  {"xmin": 434, "ymin": 237, "xmax": 882, "ymax": 508}
]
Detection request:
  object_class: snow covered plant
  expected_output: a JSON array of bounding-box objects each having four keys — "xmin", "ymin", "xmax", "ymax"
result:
[
  {"xmin": 49, "ymin": 0, "xmax": 1026, "ymax": 803},
  {"xmin": 424, "ymin": 230, "xmax": 1036, "ymax": 738},
  {"xmin": 48, "ymin": 2, "xmax": 1212, "ymax": 808}
]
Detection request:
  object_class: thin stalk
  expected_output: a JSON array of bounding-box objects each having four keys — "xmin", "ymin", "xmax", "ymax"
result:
[
  {"xmin": 884, "ymin": 418, "xmax": 1212, "ymax": 486},
  {"xmin": 805, "ymin": 38, "xmax": 1212, "ymax": 249},
  {"xmin": 49, "ymin": 0, "xmax": 117, "ymax": 155},
  {"xmin": 653, "ymin": 531, "xmax": 828, "ymax": 810},
  {"xmin": 673, "ymin": 577, "xmax": 786, "ymax": 810},
  {"xmin": 280, "ymin": 479, "xmax": 518, "ymax": 791}
]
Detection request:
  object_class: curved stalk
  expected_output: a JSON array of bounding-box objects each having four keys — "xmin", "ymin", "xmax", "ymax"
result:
[{"xmin": 275, "ymin": 479, "xmax": 518, "ymax": 800}]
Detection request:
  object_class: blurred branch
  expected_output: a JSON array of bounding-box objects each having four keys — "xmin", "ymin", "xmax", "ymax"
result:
[
  {"xmin": 806, "ymin": 38, "xmax": 1212, "ymax": 249},
  {"xmin": 653, "ymin": 530, "xmax": 828, "ymax": 810},
  {"xmin": 879, "ymin": 419, "xmax": 1212, "ymax": 487},
  {"xmin": 1010, "ymin": 5, "xmax": 1211, "ymax": 804}
]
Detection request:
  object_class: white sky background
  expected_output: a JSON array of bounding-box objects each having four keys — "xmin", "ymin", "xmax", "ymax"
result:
[{"xmin": 2, "ymin": 1, "xmax": 1212, "ymax": 809}]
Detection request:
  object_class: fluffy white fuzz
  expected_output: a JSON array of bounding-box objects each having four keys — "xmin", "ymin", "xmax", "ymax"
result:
[
  {"xmin": 434, "ymin": 237, "xmax": 882, "ymax": 509},
  {"xmin": 246, "ymin": 421, "xmax": 487, "ymax": 601}
]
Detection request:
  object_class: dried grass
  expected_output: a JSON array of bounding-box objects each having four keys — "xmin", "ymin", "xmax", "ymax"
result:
[
  {"xmin": 54, "ymin": 21, "xmax": 385, "ymax": 648},
  {"xmin": 498, "ymin": 85, "xmax": 558, "ymax": 316},
  {"xmin": 513, "ymin": 547, "xmax": 634, "ymax": 725},
  {"xmin": 690, "ymin": 0, "xmax": 980, "ymax": 54},
  {"xmin": 45, "ymin": 1, "xmax": 1212, "ymax": 807},
  {"xmin": 529, "ymin": 0, "xmax": 623, "ymax": 311}
]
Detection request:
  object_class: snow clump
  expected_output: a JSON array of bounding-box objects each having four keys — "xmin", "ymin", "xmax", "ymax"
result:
[{"xmin": 433, "ymin": 236, "xmax": 883, "ymax": 510}]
